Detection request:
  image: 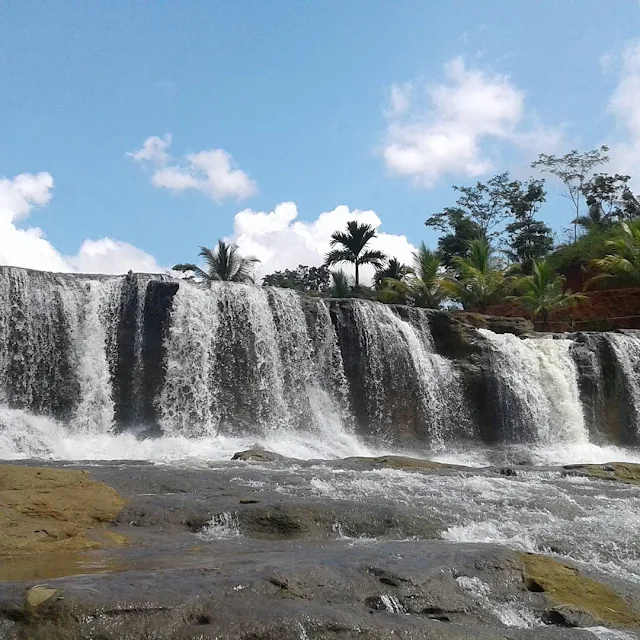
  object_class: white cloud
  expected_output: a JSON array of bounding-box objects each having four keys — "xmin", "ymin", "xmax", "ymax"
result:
[
  {"xmin": 230, "ymin": 202, "xmax": 417, "ymax": 284},
  {"xmin": 0, "ymin": 172, "xmax": 164, "ymax": 275},
  {"xmin": 129, "ymin": 136, "xmax": 257, "ymax": 202},
  {"xmin": 126, "ymin": 134, "xmax": 172, "ymax": 164},
  {"xmin": 606, "ymin": 41, "xmax": 640, "ymax": 177},
  {"xmin": 383, "ymin": 57, "xmax": 563, "ymax": 187}
]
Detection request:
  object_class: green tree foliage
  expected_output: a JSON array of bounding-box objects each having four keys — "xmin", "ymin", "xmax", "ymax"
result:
[
  {"xmin": 429, "ymin": 209, "xmax": 483, "ymax": 268},
  {"xmin": 192, "ymin": 240, "xmax": 260, "ymax": 284},
  {"xmin": 426, "ymin": 173, "xmax": 515, "ymax": 242},
  {"xmin": 531, "ymin": 146, "xmax": 610, "ymax": 242},
  {"xmin": 262, "ymin": 264, "xmax": 330, "ymax": 293},
  {"xmin": 378, "ymin": 243, "xmax": 448, "ymax": 308},
  {"xmin": 510, "ymin": 260, "xmax": 586, "ymax": 328},
  {"xmin": 329, "ymin": 269, "xmax": 351, "ymax": 298},
  {"xmin": 578, "ymin": 173, "xmax": 640, "ymax": 230},
  {"xmin": 324, "ymin": 221, "xmax": 386, "ymax": 288},
  {"xmin": 172, "ymin": 263, "xmax": 198, "ymax": 273},
  {"xmin": 373, "ymin": 258, "xmax": 412, "ymax": 289},
  {"xmin": 504, "ymin": 178, "xmax": 553, "ymax": 270},
  {"xmin": 443, "ymin": 238, "xmax": 507, "ymax": 312},
  {"xmin": 589, "ymin": 221, "xmax": 640, "ymax": 288}
]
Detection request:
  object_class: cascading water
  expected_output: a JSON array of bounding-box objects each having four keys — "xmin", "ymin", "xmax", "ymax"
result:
[
  {"xmin": 338, "ymin": 301, "xmax": 469, "ymax": 446},
  {"xmin": 478, "ymin": 330, "xmax": 588, "ymax": 445},
  {"xmin": 1, "ymin": 266, "xmax": 640, "ymax": 463},
  {"xmin": 604, "ymin": 332, "xmax": 640, "ymax": 443}
]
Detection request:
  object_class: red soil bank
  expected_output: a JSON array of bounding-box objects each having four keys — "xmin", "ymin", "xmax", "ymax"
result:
[{"xmin": 481, "ymin": 288, "xmax": 640, "ymax": 332}]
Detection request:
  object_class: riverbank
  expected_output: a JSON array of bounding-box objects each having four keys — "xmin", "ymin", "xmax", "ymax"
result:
[{"xmin": 0, "ymin": 456, "xmax": 639, "ymax": 639}]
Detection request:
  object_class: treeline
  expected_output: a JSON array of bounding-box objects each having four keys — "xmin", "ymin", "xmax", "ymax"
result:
[{"xmin": 174, "ymin": 146, "xmax": 640, "ymax": 326}]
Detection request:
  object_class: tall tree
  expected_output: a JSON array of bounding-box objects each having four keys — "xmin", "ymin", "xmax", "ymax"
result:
[
  {"xmin": 531, "ymin": 146, "xmax": 609, "ymax": 242},
  {"xmin": 504, "ymin": 178, "xmax": 553, "ymax": 270},
  {"xmin": 510, "ymin": 260, "xmax": 585, "ymax": 330},
  {"xmin": 426, "ymin": 172, "xmax": 515, "ymax": 242},
  {"xmin": 429, "ymin": 209, "xmax": 484, "ymax": 268},
  {"xmin": 325, "ymin": 221, "xmax": 386, "ymax": 288},
  {"xmin": 193, "ymin": 240, "xmax": 260, "ymax": 284},
  {"xmin": 580, "ymin": 173, "xmax": 640, "ymax": 228}
]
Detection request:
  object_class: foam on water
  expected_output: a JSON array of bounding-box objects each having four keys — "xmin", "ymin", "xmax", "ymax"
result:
[
  {"xmin": 247, "ymin": 465, "xmax": 640, "ymax": 584},
  {"xmin": 196, "ymin": 512, "xmax": 241, "ymax": 540}
]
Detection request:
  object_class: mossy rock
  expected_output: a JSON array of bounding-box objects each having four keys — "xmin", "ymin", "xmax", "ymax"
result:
[
  {"xmin": 564, "ymin": 462, "xmax": 640, "ymax": 485},
  {"xmin": 519, "ymin": 553, "xmax": 640, "ymax": 628},
  {"xmin": 0, "ymin": 465, "xmax": 125, "ymax": 557}
]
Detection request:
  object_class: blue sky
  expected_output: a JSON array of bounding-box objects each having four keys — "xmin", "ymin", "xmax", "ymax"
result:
[{"xmin": 2, "ymin": 0, "xmax": 640, "ymax": 275}]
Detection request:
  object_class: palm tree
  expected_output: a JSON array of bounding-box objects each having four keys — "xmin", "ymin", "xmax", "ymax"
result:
[
  {"xmin": 510, "ymin": 260, "xmax": 586, "ymax": 329},
  {"xmin": 325, "ymin": 221, "xmax": 386, "ymax": 288},
  {"xmin": 193, "ymin": 240, "xmax": 260, "ymax": 284},
  {"xmin": 378, "ymin": 243, "xmax": 448, "ymax": 308},
  {"xmin": 373, "ymin": 258, "xmax": 412, "ymax": 289},
  {"xmin": 329, "ymin": 269, "xmax": 351, "ymax": 298},
  {"xmin": 589, "ymin": 220, "xmax": 640, "ymax": 287},
  {"xmin": 410, "ymin": 243, "xmax": 449, "ymax": 309},
  {"xmin": 443, "ymin": 238, "xmax": 507, "ymax": 313},
  {"xmin": 573, "ymin": 203, "xmax": 613, "ymax": 233}
]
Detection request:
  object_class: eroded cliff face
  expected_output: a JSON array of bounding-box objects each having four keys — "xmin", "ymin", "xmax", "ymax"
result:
[{"xmin": 1, "ymin": 266, "xmax": 640, "ymax": 452}]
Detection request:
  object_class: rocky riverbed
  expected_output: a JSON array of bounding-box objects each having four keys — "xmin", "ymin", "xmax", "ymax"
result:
[{"xmin": 1, "ymin": 454, "xmax": 639, "ymax": 639}]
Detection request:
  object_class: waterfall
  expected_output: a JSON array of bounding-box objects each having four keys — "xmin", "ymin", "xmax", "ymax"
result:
[
  {"xmin": 479, "ymin": 330, "xmax": 588, "ymax": 445},
  {"xmin": 1, "ymin": 266, "xmax": 640, "ymax": 461},
  {"xmin": 158, "ymin": 283, "xmax": 353, "ymax": 444},
  {"xmin": 604, "ymin": 332, "xmax": 640, "ymax": 443},
  {"xmin": 336, "ymin": 301, "xmax": 469, "ymax": 446}
]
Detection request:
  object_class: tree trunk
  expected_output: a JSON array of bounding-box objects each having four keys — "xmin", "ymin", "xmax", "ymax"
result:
[
  {"xmin": 355, "ymin": 261, "xmax": 360, "ymax": 288},
  {"xmin": 541, "ymin": 310, "xmax": 549, "ymax": 332}
]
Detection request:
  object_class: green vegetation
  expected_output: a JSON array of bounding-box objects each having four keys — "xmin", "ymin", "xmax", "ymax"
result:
[
  {"xmin": 263, "ymin": 264, "xmax": 330, "ymax": 293},
  {"xmin": 589, "ymin": 221, "xmax": 640, "ymax": 288},
  {"xmin": 510, "ymin": 260, "xmax": 586, "ymax": 328},
  {"xmin": 443, "ymin": 238, "xmax": 507, "ymax": 312},
  {"xmin": 174, "ymin": 147, "xmax": 640, "ymax": 325},
  {"xmin": 324, "ymin": 220, "xmax": 386, "ymax": 288},
  {"xmin": 175, "ymin": 240, "xmax": 260, "ymax": 284}
]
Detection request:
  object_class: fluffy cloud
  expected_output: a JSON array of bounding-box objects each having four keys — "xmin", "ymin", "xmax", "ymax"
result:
[
  {"xmin": 230, "ymin": 202, "xmax": 417, "ymax": 284},
  {"xmin": 129, "ymin": 135, "xmax": 257, "ymax": 202},
  {"xmin": 0, "ymin": 172, "xmax": 164, "ymax": 274},
  {"xmin": 126, "ymin": 134, "xmax": 171, "ymax": 164},
  {"xmin": 606, "ymin": 41, "xmax": 640, "ymax": 177},
  {"xmin": 383, "ymin": 57, "xmax": 563, "ymax": 187}
]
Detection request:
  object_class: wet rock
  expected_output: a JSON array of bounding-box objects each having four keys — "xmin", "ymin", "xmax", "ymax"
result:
[
  {"xmin": 540, "ymin": 607, "xmax": 599, "ymax": 628},
  {"xmin": 232, "ymin": 449, "xmax": 286, "ymax": 462},
  {"xmin": 498, "ymin": 467, "xmax": 517, "ymax": 477},
  {"xmin": 428, "ymin": 311, "xmax": 484, "ymax": 360},
  {"xmin": 454, "ymin": 312, "xmax": 535, "ymax": 336},
  {"xmin": 563, "ymin": 462, "xmax": 640, "ymax": 485},
  {"xmin": 342, "ymin": 455, "xmax": 456, "ymax": 472},
  {"xmin": 25, "ymin": 587, "xmax": 59, "ymax": 610}
]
